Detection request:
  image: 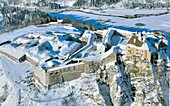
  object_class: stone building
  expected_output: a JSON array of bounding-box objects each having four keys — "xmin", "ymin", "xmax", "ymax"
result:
[
  {"xmin": 126, "ymin": 33, "xmax": 168, "ymax": 62},
  {"xmin": 126, "ymin": 35, "xmax": 151, "ymax": 61}
]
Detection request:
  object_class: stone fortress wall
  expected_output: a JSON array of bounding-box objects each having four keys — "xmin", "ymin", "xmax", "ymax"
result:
[{"xmin": 33, "ymin": 52, "xmax": 116, "ymax": 87}]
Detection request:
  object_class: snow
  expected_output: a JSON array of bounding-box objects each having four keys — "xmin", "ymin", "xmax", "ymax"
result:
[
  {"xmin": 0, "ymin": 25, "xmax": 82, "ymax": 44},
  {"xmin": 38, "ymin": 41, "xmax": 53, "ymax": 52},
  {"xmin": 0, "ymin": 24, "xmax": 84, "ymax": 68},
  {"xmin": 14, "ymin": 37, "xmax": 33, "ymax": 44},
  {"xmin": 11, "ymin": 28, "xmax": 83, "ymax": 69},
  {"xmin": 82, "ymin": 30, "xmax": 91, "ymax": 36},
  {"xmin": 82, "ymin": 9, "xmax": 166, "ymax": 16},
  {"xmin": 42, "ymin": 59, "xmax": 61, "ymax": 70},
  {"xmin": 145, "ymin": 34, "xmax": 159, "ymax": 40},
  {"xmin": 0, "ymin": 55, "xmax": 34, "ymax": 106},
  {"xmin": 0, "ymin": 62, "xmax": 8, "ymax": 101},
  {"xmin": 26, "ymin": 38, "xmax": 82, "ymax": 66},
  {"xmin": 28, "ymin": 49, "xmax": 52, "ymax": 64},
  {"xmin": 96, "ymin": 43, "xmax": 105, "ymax": 53},
  {"xmin": 61, "ymin": 0, "xmax": 77, "ymax": 7},
  {"xmin": 117, "ymin": 39, "xmax": 128, "ymax": 54},
  {"xmin": 84, "ymin": 46, "xmax": 115, "ymax": 61},
  {"xmin": 0, "ymin": 8, "xmax": 169, "ymax": 105},
  {"xmin": 58, "ymin": 30, "xmax": 95, "ymax": 66},
  {"xmin": 103, "ymin": 28, "xmax": 115, "ymax": 45},
  {"xmin": 0, "ymin": 55, "xmax": 33, "ymax": 83},
  {"xmin": 31, "ymin": 73, "xmax": 106, "ymax": 105},
  {"xmin": 0, "ymin": 44, "xmax": 27, "ymax": 59},
  {"xmin": 25, "ymin": 40, "xmax": 39, "ymax": 48},
  {"xmin": 0, "ymin": 54, "xmax": 107, "ymax": 106},
  {"xmin": 49, "ymin": 9, "xmax": 170, "ymax": 35},
  {"xmin": 59, "ymin": 41, "xmax": 81, "ymax": 57}
]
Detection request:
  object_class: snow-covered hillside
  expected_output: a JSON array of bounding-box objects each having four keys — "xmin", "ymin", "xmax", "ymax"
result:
[{"xmin": 0, "ymin": 55, "xmax": 34, "ymax": 106}]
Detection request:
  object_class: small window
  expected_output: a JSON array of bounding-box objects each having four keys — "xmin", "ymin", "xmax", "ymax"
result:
[
  {"xmin": 55, "ymin": 72, "xmax": 58, "ymax": 74},
  {"xmin": 50, "ymin": 73, "xmax": 53, "ymax": 76}
]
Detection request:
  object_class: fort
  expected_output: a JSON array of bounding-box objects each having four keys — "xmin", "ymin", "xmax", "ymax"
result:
[{"xmin": 0, "ymin": 27, "xmax": 169, "ymax": 88}]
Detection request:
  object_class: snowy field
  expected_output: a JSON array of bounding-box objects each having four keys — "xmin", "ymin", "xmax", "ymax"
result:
[{"xmin": 50, "ymin": 9, "xmax": 170, "ymax": 33}]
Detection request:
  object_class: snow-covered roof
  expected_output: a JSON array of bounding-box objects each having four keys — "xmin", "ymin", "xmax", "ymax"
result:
[
  {"xmin": 103, "ymin": 28, "xmax": 127, "ymax": 46},
  {"xmin": 81, "ymin": 30, "xmax": 94, "ymax": 39},
  {"xmin": 41, "ymin": 59, "xmax": 61, "ymax": 70},
  {"xmin": 25, "ymin": 40, "xmax": 39, "ymax": 48},
  {"xmin": 14, "ymin": 37, "xmax": 32, "ymax": 44},
  {"xmin": 117, "ymin": 39, "xmax": 128, "ymax": 54},
  {"xmin": 38, "ymin": 41, "xmax": 53, "ymax": 53},
  {"xmin": 55, "ymin": 34, "xmax": 71, "ymax": 42},
  {"xmin": 145, "ymin": 34, "xmax": 158, "ymax": 40},
  {"xmin": 0, "ymin": 44, "xmax": 26, "ymax": 59},
  {"xmin": 0, "ymin": 24, "xmax": 82, "ymax": 44},
  {"xmin": 27, "ymin": 49, "xmax": 52, "ymax": 64},
  {"xmin": 145, "ymin": 39, "xmax": 157, "ymax": 53},
  {"xmin": 84, "ymin": 46, "xmax": 115, "ymax": 61},
  {"xmin": 44, "ymin": 31, "xmax": 54, "ymax": 36},
  {"xmin": 26, "ymin": 32, "xmax": 43, "ymax": 38},
  {"xmin": 103, "ymin": 28, "xmax": 115, "ymax": 44},
  {"xmin": 110, "ymin": 28, "xmax": 135, "ymax": 35},
  {"xmin": 96, "ymin": 43, "xmax": 105, "ymax": 53},
  {"xmin": 70, "ymin": 34, "xmax": 81, "ymax": 39},
  {"xmin": 59, "ymin": 41, "xmax": 81, "ymax": 57}
]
